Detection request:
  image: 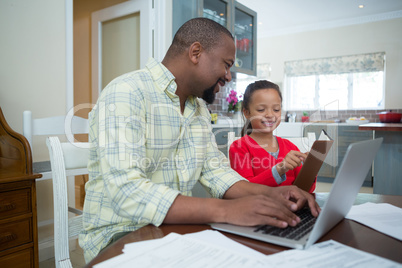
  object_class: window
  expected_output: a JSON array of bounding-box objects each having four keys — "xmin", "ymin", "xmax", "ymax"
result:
[{"xmin": 284, "ymin": 52, "xmax": 385, "ymax": 110}]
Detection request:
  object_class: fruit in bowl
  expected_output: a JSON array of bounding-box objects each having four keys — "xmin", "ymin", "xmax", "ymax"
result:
[{"xmin": 346, "ymin": 116, "xmax": 369, "ymax": 124}]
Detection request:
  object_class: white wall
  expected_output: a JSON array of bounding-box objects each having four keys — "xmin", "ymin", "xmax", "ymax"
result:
[
  {"xmin": 0, "ymin": 0, "xmax": 67, "ymax": 161},
  {"xmin": 257, "ymin": 18, "xmax": 402, "ymax": 109},
  {"xmin": 0, "ymin": 0, "xmax": 68, "ymax": 258}
]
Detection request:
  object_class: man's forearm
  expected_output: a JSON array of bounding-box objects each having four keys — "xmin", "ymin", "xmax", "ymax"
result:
[
  {"xmin": 163, "ymin": 194, "xmax": 227, "ymax": 224},
  {"xmin": 223, "ymin": 180, "xmax": 272, "ymax": 199}
]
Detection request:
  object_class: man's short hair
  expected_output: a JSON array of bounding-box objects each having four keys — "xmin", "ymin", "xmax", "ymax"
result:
[{"xmin": 170, "ymin": 17, "xmax": 234, "ymax": 56}]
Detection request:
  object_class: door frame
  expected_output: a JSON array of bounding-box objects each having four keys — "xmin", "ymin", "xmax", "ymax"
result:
[
  {"xmin": 66, "ymin": 0, "xmax": 169, "ymax": 107},
  {"xmin": 91, "ymin": 0, "xmax": 152, "ymax": 102},
  {"xmin": 66, "ymin": 0, "xmax": 73, "ymax": 112}
]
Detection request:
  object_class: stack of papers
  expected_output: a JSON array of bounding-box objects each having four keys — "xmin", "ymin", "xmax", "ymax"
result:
[
  {"xmin": 94, "ymin": 230, "xmax": 400, "ymax": 268},
  {"xmin": 95, "ymin": 231, "xmax": 266, "ymax": 268}
]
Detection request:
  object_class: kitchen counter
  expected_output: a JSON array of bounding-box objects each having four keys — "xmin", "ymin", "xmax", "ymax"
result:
[
  {"xmin": 211, "ymin": 118, "xmax": 243, "ymax": 128},
  {"xmin": 211, "ymin": 121, "xmax": 367, "ymax": 128},
  {"xmin": 212, "ymin": 121, "xmax": 379, "ymax": 128},
  {"xmin": 358, "ymin": 122, "xmax": 402, "ymax": 131}
]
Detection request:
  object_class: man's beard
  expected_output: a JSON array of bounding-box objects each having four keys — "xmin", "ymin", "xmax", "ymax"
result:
[{"xmin": 202, "ymin": 83, "xmax": 217, "ymax": 104}]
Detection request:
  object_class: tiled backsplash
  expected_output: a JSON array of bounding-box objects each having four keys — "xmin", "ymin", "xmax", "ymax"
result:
[
  {"xmin": 208, "ymin": 92, "xmax": 401, "ymax": 123},
  {"xmin": 283, "ymin": 109, "xmax": 402, "ymax": 123},
  {"xmin": 208, "ymin": 91, "xmax": 226, "ymax": 113}
]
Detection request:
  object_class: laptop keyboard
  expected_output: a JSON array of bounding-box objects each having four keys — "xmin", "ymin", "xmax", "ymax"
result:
[{"xmin": 254, "ymin": 207, "xmax": 317, "ymax": 241}]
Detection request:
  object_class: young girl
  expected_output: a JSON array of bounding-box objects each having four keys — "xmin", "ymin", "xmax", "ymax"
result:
[{"xmin": 229, "ymin": 80, "xmax": 316, "ymax": 193}]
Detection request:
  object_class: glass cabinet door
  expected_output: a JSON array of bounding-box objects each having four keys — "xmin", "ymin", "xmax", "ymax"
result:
[
  {"xmin": 232, "ymin": 2, "xmax": 256, "ymax": 75},
  {"xmin": 202, "ymin": 0, "xmax": 229, "ymax": 28},
  {"xmin": 172, "ymin": 0, "xmax": 198, "ymax": 35},
  {"xmin": 172, "ymin": 0, "xmax": 257, "ymax": 76}
]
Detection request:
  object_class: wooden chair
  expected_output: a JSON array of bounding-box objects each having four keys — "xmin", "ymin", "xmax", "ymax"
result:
[{"xmin": 46, "ymin": 136, "xmax": 89, "ymax": 268}]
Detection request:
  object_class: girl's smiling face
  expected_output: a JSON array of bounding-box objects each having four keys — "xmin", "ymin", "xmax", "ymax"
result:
[{"xmin": 243, "ymin": 88, "xmax": 282, "ymax": 134}]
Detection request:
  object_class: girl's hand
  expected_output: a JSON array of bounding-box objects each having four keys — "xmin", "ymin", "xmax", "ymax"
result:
[{"xmin": 276, "ymin": 150, "xmax": 307, "ymax": 176}]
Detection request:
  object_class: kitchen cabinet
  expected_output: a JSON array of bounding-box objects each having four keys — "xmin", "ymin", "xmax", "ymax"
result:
[
  {"xmin": 172, "ymin": 0, "xmax": 257, "ymax": 75},
  {"xmin": 213, "ymin": 126, "xmax": 242, "ymax": 156},
  {"xmin": 337, "ymin": 125, "xmax": 373, "ymax": 186},
  {"xmin": 359, "ymin": 123, "xmax": 402, "ymax": 195},
  {"xmin": 192, "ymin": 125, "xmax": 241, "ymax": 198},
  {"xmin": 305, "ymin": 124, "xmax": 373, "ymax": 186}
]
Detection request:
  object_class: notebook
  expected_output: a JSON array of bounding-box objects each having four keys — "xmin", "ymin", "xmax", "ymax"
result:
[
  {"xmin": 293, "ymin": 137, "xmax": 333, "ymax": 192},
  {"xmin": 211, "ymin": 138, "xmax": 383, "ymax": 249}
]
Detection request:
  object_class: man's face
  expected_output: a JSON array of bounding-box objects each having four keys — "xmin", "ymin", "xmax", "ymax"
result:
[{"xmin": 199, "ymin": 35, "xmax": 235, "ymax": 104}]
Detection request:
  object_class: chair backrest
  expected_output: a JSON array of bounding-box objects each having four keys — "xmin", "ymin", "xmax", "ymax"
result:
[
  {"xmin": 227, "ymin": 131, "xmax": 241, "ymax": 155},
  {"xmin": 273, "ymin": 122, "xmax": 305, "ymax": 137},
  {"xmin": 272, "ymin": 123, "xmax": 316, "ymax": 152},
  {"xmin": 46, "ymin": 136, "xmax": 89, "ymax": 268},
  {"xmin": 286, "ymin": 132, "xmax": 316, "ymax": 152},
  {"xmin": 23, "ymin": 110, "xmax": 89, "ymax": 148}
]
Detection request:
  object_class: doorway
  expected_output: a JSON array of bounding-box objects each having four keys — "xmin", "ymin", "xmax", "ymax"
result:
[
  {"xmin": 91, "ymin": 0, "xmax": 152, "ymax": 102},
  {"xmin": 73, "ymin": 0, "xmax": 153, "ymax": 209}
]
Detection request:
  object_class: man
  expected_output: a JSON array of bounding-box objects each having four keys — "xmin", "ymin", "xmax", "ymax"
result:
[{"xmin": 79, "ymin": 18, "xmax": 320, "ymax": 262}]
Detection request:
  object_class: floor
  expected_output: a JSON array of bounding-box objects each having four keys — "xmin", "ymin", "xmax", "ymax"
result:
[
  {"xmin": 38, "ymin": 182, "xmax": 373, "ymax": 268},
  {"xmin": 39, "ymin": 242, "xmax": 85, "ymax": 268}
]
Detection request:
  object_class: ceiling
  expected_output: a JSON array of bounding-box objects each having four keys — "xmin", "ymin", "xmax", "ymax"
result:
[{"xmin": 236, "ymin": 0, "xmax": 402, "ymax": 38}]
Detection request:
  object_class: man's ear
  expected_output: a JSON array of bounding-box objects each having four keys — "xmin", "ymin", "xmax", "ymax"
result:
[{"xmin": 188, "ymin": 42, "xmax": 202, "ymax": 64}]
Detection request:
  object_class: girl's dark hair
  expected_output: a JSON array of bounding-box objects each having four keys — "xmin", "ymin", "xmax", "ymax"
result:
[{"xmin": 241, "ymin": 80, "xmax": 282, "ymax": 136}]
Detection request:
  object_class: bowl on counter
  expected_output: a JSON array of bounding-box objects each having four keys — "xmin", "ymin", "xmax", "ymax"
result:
[
  {"xmin": 377, "ymin": 111, "xmax": 402, "ymax": 123},
  {"xmin": 346, "ymin": 119, "xmax": 370, "ymax": 125},
  {"xmin": 346, "ymin": 116, "xmax": 369, "ymax": 125}
]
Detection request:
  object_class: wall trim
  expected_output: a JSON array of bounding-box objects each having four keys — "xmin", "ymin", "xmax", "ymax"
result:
[
  {"xmin": 153, "ymin": 0, "xmax": 167, "ymax": 62},
  {"xmin": 66, "ymin": 0, "xmax": 73, "ymax": 112}
]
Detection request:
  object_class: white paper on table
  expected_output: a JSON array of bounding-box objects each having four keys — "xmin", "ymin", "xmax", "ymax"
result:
[
  {"xmin": 122, "ymin": 230, "xmax": 265, "ymax": 258},
  {"xmin": 345, "ymin": 202, "xmax": 402, "ymax": 241},
  {"xmin": 95, "ymin": 232, "xmax": 267, "ymax": 268},
  {"xmin": 122, "ymin": 236, "xmax": 162, "ymax": 254},
  {"xmin": 183, "ymin": 230, "xmax": 266, "ymax": 258},
  {"xmin": 263, "ymin": 240, "xmax": 401, "ymax": 268}
]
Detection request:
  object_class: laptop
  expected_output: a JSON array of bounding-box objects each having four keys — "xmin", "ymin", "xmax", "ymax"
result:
[
  {"xmin": 211, "ymin": 138, "xmax": 383, "ymax": 249},
  {"xmin": 293, "ymin": 139, "xmax": 333, "ymax": 191}
]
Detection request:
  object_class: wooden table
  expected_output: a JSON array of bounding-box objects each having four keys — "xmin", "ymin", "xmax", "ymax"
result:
[
  {"xmin": 86, "ymin": 193, "xmax": 402, "ymax": 267},
  {"xmin": 358, "ymin": 122, "xmax": 402, "ymax": 132}
]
